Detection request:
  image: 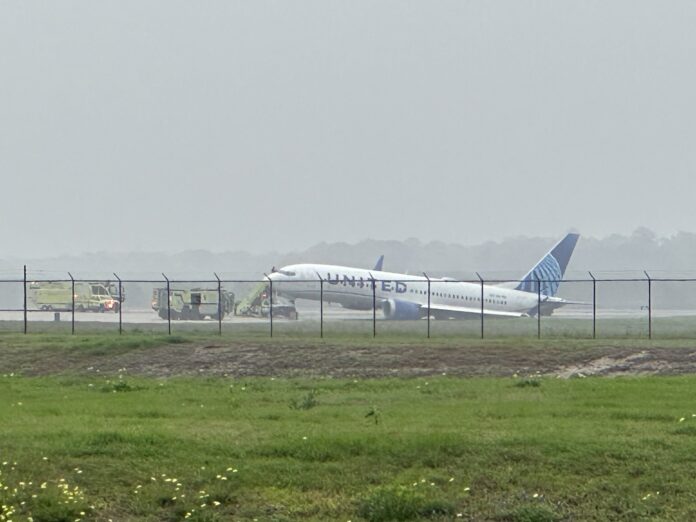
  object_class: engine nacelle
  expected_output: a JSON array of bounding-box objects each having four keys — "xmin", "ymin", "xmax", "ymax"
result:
[{"xmin": 382, "ymin": 299, "xmax": 423, "ymax": 320}]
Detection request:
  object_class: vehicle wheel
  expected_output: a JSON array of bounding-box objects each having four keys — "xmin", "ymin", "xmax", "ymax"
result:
[
  {"xmin": 77, "ymin": 305, "xmax": 85, "ymax": 312},
  {"xmin": 99, "ymin": 304, "xmax": 105, "ymax": 313},
  {"xmin": 113, "ymin": 303, "xmax": 120, "ymax": 313}
]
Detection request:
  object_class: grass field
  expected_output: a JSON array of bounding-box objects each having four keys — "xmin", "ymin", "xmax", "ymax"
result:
[
  {"xmin": 4, "ymin": 313, "xmax": 696, "ymax": 341},
  {"xmin": 3, "ymin": 360, "xmax": 696, "ymax": 521},
  {"xmin": 2, "ymin": 333, "xmax": 696, "ymax": 521}
]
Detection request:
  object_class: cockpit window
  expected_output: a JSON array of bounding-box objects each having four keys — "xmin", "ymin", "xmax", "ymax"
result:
[{"xmin": 278, "ymin": 270, "xmax": 296, "ymax": 277}]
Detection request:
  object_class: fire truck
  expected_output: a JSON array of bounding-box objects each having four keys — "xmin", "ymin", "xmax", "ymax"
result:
[
  {"xmin": 29, "ymin": 282, "xmax": 120, "ymax": 312},
  {"xmin": 151, "ymin": 288, "xmax": 235, "ymax": 320}
]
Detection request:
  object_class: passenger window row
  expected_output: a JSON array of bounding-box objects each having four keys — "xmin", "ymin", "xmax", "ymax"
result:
[{"xmin": 407, "ymin": 288, "xmax": 507, "ymax": 305}]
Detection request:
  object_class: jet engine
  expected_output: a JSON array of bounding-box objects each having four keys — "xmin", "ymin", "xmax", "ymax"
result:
[{"xmin": 382, "ymin": 299, "xmax": 423, "ymax": 320}]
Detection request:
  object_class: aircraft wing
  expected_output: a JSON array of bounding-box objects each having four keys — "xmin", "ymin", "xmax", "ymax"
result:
[{"xmin": 421, "ymin": 303, "xmax": 527, "ymax": 318}]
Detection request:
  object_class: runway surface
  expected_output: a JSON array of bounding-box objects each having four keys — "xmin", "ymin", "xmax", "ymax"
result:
[{"xmin": 1, "ymin": 302, "xmax": 696, "ymax": 324}]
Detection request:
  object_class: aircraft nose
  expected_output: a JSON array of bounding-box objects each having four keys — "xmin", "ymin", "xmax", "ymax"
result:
[{"xmin": 267, "ymin": 268, "xmax": 295, "ymax": 282}]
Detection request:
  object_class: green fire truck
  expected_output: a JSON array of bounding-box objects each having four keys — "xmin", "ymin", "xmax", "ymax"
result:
[
  {"xmin": 151, "ymin": 288, "xmax": 235, "ymax": 320},
  {"xmin": 28, "ymin": 281, "xmax": 120, "ymax": 312}
]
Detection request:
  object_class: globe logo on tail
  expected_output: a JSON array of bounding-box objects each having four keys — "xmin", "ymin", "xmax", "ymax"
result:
[{"xmin": 517, "ymin": 254, "xmax": 562, "ymax": 297}]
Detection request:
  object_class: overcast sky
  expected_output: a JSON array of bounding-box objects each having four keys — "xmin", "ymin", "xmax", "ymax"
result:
[{"xmin": 1, "ymin": 1, "xmax": 695, "ymax": 257}]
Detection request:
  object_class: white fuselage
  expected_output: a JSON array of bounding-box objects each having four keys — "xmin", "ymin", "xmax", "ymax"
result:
[{"xmin": 269, "ymin": 263, "xmax": 546, "ymax": 318}]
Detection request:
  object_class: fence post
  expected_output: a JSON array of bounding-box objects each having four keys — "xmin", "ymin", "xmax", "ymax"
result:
[
  {"xmin": 113, "ymin": 273, "xmax": 122, "ymax": 335},
  {"xmin": 644, "ymin": 270, "xmax": 652, "ymax": 339},
  {"xmin": 162, "ymin": 273, "xmax": 171, "ymax": 335},
  {"xmin": 371, "ymin": 275, "xmax": 377, "ymax": 338},
  {"xmin": 536, "ymin": 276, "xmax": 541, "ymax": 339},
  {"xmin": 68, "ymin": 272, "xmax": 75, "ymax": 334},
  {"xmin": 476, "ymin": 272, "xmax": 484, "ymax": 339},
  {"xmin": 23, "ymin": 265, "xmax": 27, "ymax": 334},
  {"xmin": 316, "ymin": 273, "xmax": 324, "ymax": 339},
  {"xmin": 423, "ymin": 272, "xmax": 431, "ymax": 339},
  {"xmin": 214, "ymin": 273, "xmax": 222, "ymax": 336},
  {"xmin": 264, "ymin": 274, "xmax": 273, "ymax": 338},
  {"xmin": 588, "ymin": 271, "xmax": 596, "ymax": 339}
]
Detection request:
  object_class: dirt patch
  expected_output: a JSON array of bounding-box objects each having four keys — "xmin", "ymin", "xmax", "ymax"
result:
[
  {"xmin": 554, "ymin": 348, "xmax": 696, "ymax": 378},
  {"xmin": 556, "ymin": 351, "xmax": 653, "ymax": 378},
  {"xmin": 5, "ymin": 340, "xmax": 696, "ymax": 378}
]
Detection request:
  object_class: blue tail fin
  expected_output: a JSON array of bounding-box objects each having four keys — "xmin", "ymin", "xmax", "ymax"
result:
[
  {"xmin": 373, "ymin": 255, "xmax": 384, "ymax": 272},
  {"xmin": 516, "ymin": 233, "xmax": 580, "ymax": 296}
]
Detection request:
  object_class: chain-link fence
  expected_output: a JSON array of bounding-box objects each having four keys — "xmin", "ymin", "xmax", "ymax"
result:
[{"xmin": 2, "ymin": 266, "xmax": 695, "ymax": 339}]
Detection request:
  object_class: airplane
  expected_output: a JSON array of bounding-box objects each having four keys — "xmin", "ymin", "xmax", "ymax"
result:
[{"xmin": 268, "ymin": 233, "xmax": 580, "ymax": 319}]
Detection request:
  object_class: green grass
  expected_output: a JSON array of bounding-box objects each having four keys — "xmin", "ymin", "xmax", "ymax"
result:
[
  {"xmin": 4, "ymin": 313, "xmax": 696, "ymax": 339},
  {"xmin": 0, "ymin": 331, "xmax": 188, "ymax": 352},
  {"xmin": 3, "ymin": 374, "xmax": 696, "ymax": 520}
]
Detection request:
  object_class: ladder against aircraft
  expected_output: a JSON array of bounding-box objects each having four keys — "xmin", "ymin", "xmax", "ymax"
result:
[{"xmin": 234, "ymin": 282, "xmax": 299, "ymax": 320}]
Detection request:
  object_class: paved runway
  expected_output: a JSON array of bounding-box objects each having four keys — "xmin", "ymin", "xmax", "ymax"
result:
[
  {"xmin": 1, "ymin": 302, "xmax": 696, "ymax": 324},
  {"xmin": 0, "ymin": 301, "xmax": 371, "ymax": 324}
]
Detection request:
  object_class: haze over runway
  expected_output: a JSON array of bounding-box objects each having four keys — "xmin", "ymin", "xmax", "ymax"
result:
[{"xmin": 1, "ymin": 1, "xmax": 695, "ymax": 257}]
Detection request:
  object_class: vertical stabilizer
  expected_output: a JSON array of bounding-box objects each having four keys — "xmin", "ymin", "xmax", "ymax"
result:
[{"xmin": 515, "ymin": 233, "xmax": 580, "ymax": 296}]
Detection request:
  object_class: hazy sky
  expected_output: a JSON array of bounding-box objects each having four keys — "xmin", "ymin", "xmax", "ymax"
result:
[{"xmin": 1, "ymin": 1, "xmax": 695, "ymax": 257}]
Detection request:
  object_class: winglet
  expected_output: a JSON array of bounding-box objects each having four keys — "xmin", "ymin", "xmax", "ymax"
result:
[
  {"xmin": 373, "ymin": 255, "xmax": 384, "ymax": 272},
  {"xmin": 515, "ymin": 233, "xmax": 580, "ymax": 296}
]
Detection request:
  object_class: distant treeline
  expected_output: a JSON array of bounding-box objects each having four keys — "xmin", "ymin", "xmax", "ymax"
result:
[{"xmin": 2, "ymin": 228, "xmax": 696, "ymax": 309}]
